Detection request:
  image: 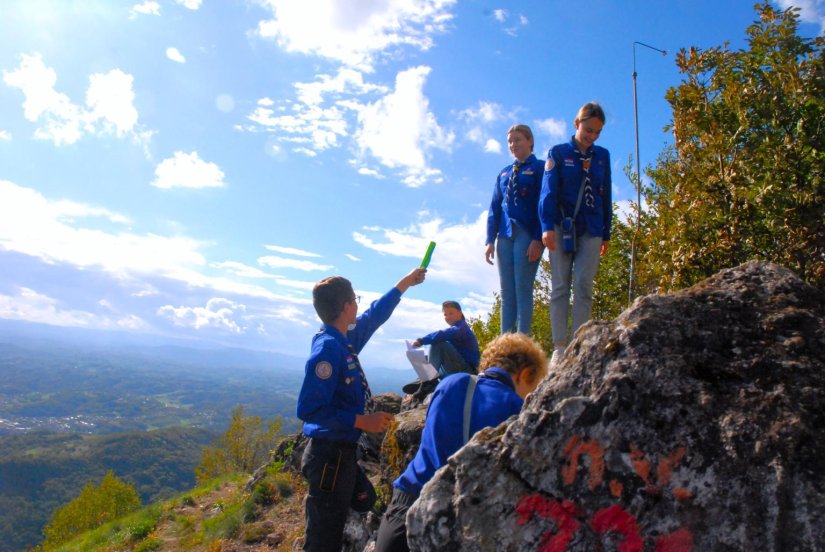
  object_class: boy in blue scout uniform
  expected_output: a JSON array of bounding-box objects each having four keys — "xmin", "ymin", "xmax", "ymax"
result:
[
  {"xmin": 375, "ymin": 332, "xmax": 548, "ymax": 552},
  {"xmin": 403, "ymin": 300, "xmax": 480, "ymax": 397},
  {"xmin": 297, "ymin": 267, "xmax": 426, "ymax": 552}
]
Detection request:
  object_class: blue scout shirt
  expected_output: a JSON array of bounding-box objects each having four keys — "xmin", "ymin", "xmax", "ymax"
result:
[
  {"xmin": 393, "ymin": 368, "xmax": 523, "ymax": 497},
  {"xmin": 297, "ymin": 287, "xmax": 402, "ymax": 443},
  {"xmin": 539, "ymin": 137, "xmax": 612, "ymax": 241},
  {"xmin": 418, "ymin": 318, "xmax": 480, "ymax": 368},
  {"xmin": 486, "ymin": 153, "xmax": 545, "ymax": 244}
]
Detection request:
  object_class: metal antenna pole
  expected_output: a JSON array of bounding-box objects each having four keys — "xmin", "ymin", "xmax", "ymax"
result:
[{"xmin": 629, "ymin": 41, "xmax": 666, "ymax": 305}]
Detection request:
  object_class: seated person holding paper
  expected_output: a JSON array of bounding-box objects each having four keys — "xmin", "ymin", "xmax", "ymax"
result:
[{"xmin": 403, "ymin": 301, "xmax": 480, "ymax": 396}]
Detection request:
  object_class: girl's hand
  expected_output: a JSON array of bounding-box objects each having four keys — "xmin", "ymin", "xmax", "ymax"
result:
[
  {"xmin": 542, "ymin": 231, "xmax": 556, "ymax": 251},
  {"xmin": 527, "ymin": 240, "xmax": 544, "ymax": 262},
  {"xmin": 484, "ymin": 243, "xmax": 495, "ymax": 265}
]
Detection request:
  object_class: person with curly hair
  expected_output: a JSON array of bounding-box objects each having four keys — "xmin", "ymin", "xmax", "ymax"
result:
[{"xmin": 375, "ymin": 332, "xmax": 549, "ymax": 552}]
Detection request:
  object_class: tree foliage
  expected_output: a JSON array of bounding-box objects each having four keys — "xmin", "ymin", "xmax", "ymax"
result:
[
  {"xmin": 41, "ymin": 470, "xmax": 140, "ymax": 550},
  {"xmin": 195, "ymin": 406, "xmax": 283, "ymax": 484},
  {"xmin": 642, "ymin": 2, "xmax": 824, "ymax": 291}
]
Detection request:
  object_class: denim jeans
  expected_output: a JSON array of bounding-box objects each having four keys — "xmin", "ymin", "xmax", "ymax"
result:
[
  {"xmin": 549, "ymin": 226, "xmax": 603, "ymax": 346},
  {"xmin": 429, "ymin": 341, "xmax": 474, "ymax": 378},
  {"xmin": 496, "ymin": 221, "xmax": 540, "ymax": 334}
]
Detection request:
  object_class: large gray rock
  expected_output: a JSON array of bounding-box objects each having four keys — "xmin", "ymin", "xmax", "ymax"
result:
[{"xmin": 407, "ymin": 261, "xmax": 825, "ymax": 551}]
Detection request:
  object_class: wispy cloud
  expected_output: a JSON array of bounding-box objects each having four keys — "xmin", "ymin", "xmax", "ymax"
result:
[
  {"xmin": 0, "ymin": 130, "xmax": 11, "ymax": 141},
  {"xmin": 166, "ymin": 47, "xmax": 186, "ymax": 63},
  {"xmin": 176, "ymin": 0, "xmax": 202, "ymax": 9},
  {"xmin": 254, "ymin": 0, "xmax": 456, "ymax": 70},
  {"xmin": 152, "ymin": 151, "xmax": 226, "ymax": 189},
  {"xmin": 774, "ymin": 0, "xmax": 825, "ymax": 31},
  {"xmin": 534, "ymin": 117, "xmax": 567, "ymax": 141},
  {"xmin": 258, "ymin": 256, "xmax": 334, "ymax": 272},
  {"xmin": 264, "ymin": 245, "xmax": 322, "ymax": 257},
  {"xmin": 3, "ymin": 53, "xmax": 147, "ymax": 147}
]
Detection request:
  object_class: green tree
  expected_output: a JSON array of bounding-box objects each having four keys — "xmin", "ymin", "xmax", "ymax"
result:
[
  {"xmin": 643, "ymin": 2, "xmax": 824, "ymax": 291},
  {"xmin": 195, "ymin": 406, "xmax": 283, "ymax": 484},
  {"xmin": 41, "ymin": 471, "xmax": 140, "ymax": 549}
]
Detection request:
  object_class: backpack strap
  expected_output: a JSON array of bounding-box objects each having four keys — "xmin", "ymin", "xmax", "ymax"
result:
[{"xmin": 462, "ymin": 375, "xmax": 479, "ymax": 444}]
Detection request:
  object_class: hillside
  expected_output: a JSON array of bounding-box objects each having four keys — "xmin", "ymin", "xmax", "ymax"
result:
[{"xmin": 0, "ymin": 426, "xmax": 219, "ymax": 552}]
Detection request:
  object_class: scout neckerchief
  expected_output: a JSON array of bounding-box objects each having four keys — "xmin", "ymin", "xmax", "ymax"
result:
[
  {"xmin": 576, "ymin": 147, "xmax": 595, "ymax": 209},
  {"xmin": 347, "ymin": 343, "xmax": 373, "ymax": 412},
  {"xmin": 506, "ymin": 160, "xmax": 521, "ymax": 206}
]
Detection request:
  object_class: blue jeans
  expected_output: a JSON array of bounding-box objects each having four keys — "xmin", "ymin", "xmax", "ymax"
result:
[
  {"xmin": 496, "ymin": 222, "xmax": 540, "ymax": 334},
  {"xmin": 429, "ymin": 341, "xmax": 474, "ymax": 378},
  {"xmin": 549, "ymin": 226, "xmax": 603, "ymax": 346}
]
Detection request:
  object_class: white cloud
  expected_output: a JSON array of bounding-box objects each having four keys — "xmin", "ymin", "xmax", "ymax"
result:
[
  {"xmin": 130, "ymin": 1, "xmax": 160, "ymax": 17},
  {"xmin": 0, "ymin": 179, "xmax": 207, "ymax": 276},
  {"xmin": 520, "ymin": 15, "xmax": 529, "ymax": 25},
  {"xmin": 355, "ymin": 66, "xmax": 454, "ymax": 187},
  {"xmin": 352, "ymin": 210, "xmax": 497, "ymax": 292},
  {"xmin": 216, "ymin": 94, "xmax": 235, "ymax": 112},
  {"xmin": 158, "ymin": 297, "xmax": 244, "ymax": 333},
  {"xmin": 3, "ymin": 53, "xmax": 145, "ymax": 146},
  {"xmin": 357, "ymin": 167, "xmax": 383, "ymax": 178},
  {"xmin": 0, "ymin": 287, "xmax": 148, "ymax": 330},
  {"xmin": 484, "ymin": 138, "xmax": 501, "ymax": 154},
  {"xmin": 255, "ymin": 0, "xmax": 456, "ymax": 70},
  {"xmin": 85, "ymin": 69, "xmax": 139, "ymax": 136},
  {"xmin": 166, "ymin": 47, "xmax": 186, "ymax": 63},
  {"xmin": 152, "ymin": 151, "xmax": 226, "ymax": 189},
  {"xmin": 493, "ymin": 9, "xmax": 507, "ymax": 22},
  {"xmin": 212, "ymin": 261, "xmax": 278, "ymax": 279},
  {"xmin": 345, "ymin": 254, "xmax": 361, "ymax": 262},
  {"xmin": 258, "ymin": 255, "xmax": 334, "ymax": 272},
  {"xmin": 176, "ymin": 0, "xmax": 202, "ymax": 9},
  {"xmin": 534, "ymin": 117, "xmax": 567, "ymax": 141},
  {"xmin": 775, "ymin": 0, "xmax": 825, "ymax": 31},
  {"xmin": 0, "ymin": 130, "xmax": 10, "ymax": 141},
  {"xmin": 264, "ymin": 244, "xmax": 321, "ymax": 257}
]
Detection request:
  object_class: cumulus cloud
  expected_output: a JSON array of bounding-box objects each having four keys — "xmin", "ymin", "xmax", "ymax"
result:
[
  {"xmin": 152, "ymin": 151, "xmax": 226, "ymax": 189},
  {"xmin": 3, "ymin": 53, "xmax": 146, "ymax": 146},
  {"xmin": 484, "ymin": 138, "xmax": 501, "ymax": 153},
  {"xmin": 0, "ymin": 130, "xmax": 10, "ymax": 141},
  {"xmin": 458, "ymin": 101, "xmax": 509, "ymax": 153},
  {"xmin": 355, "ymin": 66, "xmax": 454, "ymax": 187},
  {"xmin": 493, "ymin": 9, "xmax": 507, "ymax": 22},
  {"xmin": 255, "ymin": 0, "xmax": 456, "ymax": 70},
  {"xmin": 158, "ymin": 297, "xmax": 245, "ymax": 332},
  {"xmin": 130, "ymin": 1, "xmax": 160, "ymax": 17},
  {"xmin": 258, "ymin": 256, "xmax": 334, "ymax": 272},
  {"xmin": 166, "ymin": 47, "xmax": 186, "ymax": 63}
]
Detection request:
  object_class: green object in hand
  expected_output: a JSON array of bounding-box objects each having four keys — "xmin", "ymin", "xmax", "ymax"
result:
[{"xmin": 421, "ymin": 241, "xmax": 436, "ymax": 268}]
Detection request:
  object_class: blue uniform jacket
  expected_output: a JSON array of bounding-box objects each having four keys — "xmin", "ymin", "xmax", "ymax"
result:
[
  {"xmin": 539, "ymin": 137, "xmax": 612, "ymax": 241},
  {"xmin": 297, "ymin": 287, "xmax": 402, "ymax": 443},
  {"xmin": 419, "ymin": 318, "xmax": 480, "ymax": 368},
  {"xmin": 393, "ymin": 368, "xmax": 523, "ymax": 497},
  {"xmin": 486, "ymin": 153, "xmax": 545, "ymax": 244}
]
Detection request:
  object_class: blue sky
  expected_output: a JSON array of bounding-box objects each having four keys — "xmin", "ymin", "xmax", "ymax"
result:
[{"xmin": 1, "ymin": 0, "xmax": 822, "ymax": 370}]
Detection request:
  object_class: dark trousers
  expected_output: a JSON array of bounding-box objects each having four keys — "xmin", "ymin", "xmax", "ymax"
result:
[
  {"xmin": 375, "ymin": 488, "xmax": 418, "ymax": 552},
  {"xmin": 301, "ymin": 438, "xmax": 376, "ymax": 552}
]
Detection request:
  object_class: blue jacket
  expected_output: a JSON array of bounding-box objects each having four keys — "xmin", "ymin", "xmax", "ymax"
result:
[
  {"xmin": 297, "ymin": 287, "xmax": 402, "ymax": 443},
  {"xmin": 486, "ymin": 153, "xmax": 545, "ymax": 244},
  {"xmin": 393, "ymin": 368, "xmax": 523, "ymax": 497},
  {"xmin": 539, "ymin": 137, "xmax": 612, "ymax": 241},
  {"xmin": 419, "ymin": 318, "xmax": 480, "ymax": 368}
]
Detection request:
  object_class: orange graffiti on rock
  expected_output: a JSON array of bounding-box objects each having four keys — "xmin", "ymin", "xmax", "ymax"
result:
[
  {"xmin": 630, "ymin": 444, "xmax": 688, "ymax": 495},
  {"xmin": 561, "ymin": 435, "xmax": 606, "ymax": 490}
]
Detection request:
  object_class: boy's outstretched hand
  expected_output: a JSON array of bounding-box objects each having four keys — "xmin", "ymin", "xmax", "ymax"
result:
[{"xmin": 396, "ymin": 267, "xmax": 427, "ymax": 293}]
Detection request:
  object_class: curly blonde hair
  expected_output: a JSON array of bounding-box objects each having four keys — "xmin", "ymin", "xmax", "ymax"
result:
[{"xmin": 479, "ymin": 333, "xmax": 548, "ymax": 386}]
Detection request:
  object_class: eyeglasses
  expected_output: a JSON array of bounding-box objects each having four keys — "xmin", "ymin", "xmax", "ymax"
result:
[{"xmin": 353, "ymin": 295, "xmax": 361, "ymax": 304}]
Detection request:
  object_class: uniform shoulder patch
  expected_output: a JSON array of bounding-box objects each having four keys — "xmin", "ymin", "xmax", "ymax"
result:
[
  {"xmin": 545, "ymin": 158, "xmax": 555, "ymax": 171},
  {"xmin": 315, "ymin": 361, "xmax": 333, "ymax": 380}
]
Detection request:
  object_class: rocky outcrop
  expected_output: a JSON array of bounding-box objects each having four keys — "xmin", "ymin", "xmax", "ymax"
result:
[{"xmin": 407, "ymin": 261, "xmax": 825, "ymax": 551}]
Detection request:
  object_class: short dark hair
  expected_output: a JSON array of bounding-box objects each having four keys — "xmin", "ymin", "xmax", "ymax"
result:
[
  {"xmin": 313, "ymin": 276, "xmax": 354, "ymax": 324},
  {"xmin": 442, "ymin": 300, "xmax": 464, "ymax": 319}
]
